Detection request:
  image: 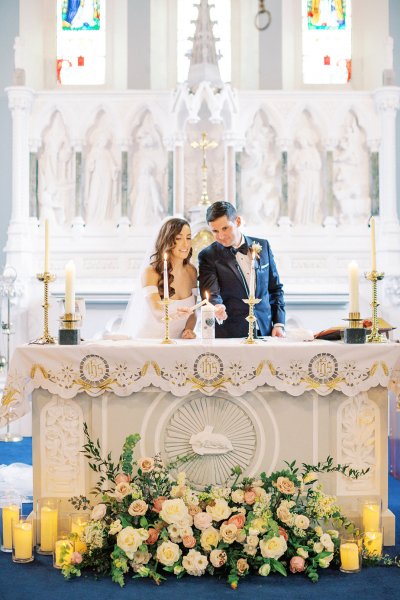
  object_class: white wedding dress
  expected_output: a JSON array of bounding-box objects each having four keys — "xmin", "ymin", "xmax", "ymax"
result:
[{"xmin": 118, "ymin": 285, "xmax": 197, "ymax": 339}]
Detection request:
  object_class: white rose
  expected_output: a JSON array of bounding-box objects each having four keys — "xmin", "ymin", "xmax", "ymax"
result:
[
  {"xmin": 182, "ymin": 549, "xmax": 208, "ymax": 576},
  {"xmin": 130, "ymin": 550, "xmax": 152, "ymax": 572},
  {"xmin": 313, "ymin": 542, "xmax": 324, "ymax": 554},
  {"xmin": 259, "ymin": 535, "xmax": 287, "ymax": 560},
  {"xmin": 231, "ymin": 489, "xmax": 245, "ymax": 504},
  {"xmin": 91, "ymin": 503, "xmax": 106, "ymax": 521},
  {"xmin": 320, "ymin": 533, "xmax": 333, "ymax": 549},
  {"xmin": 200, "ymin": 527, "xmax": 220, "ymax": 551},
  {"xmin": 246, "ymin": 535, "xmax": 259, "ymax": 548},
  {"xmin": 297, "ymin": 547, "xmax": 309, "ymax": 558},
  {"xmin": 209, "ymin": 549, "xmax": 227, "ymax": 568},
  {"xmin": 160, "ymin": 498, "xmax": 189, "ymax": 525},
  {"xmin": 117, "ymin": 527, "xmax": 149, "ymax": 559},
  {"xmin": 206, "ymin": 499, "xmax": 231, "ymax": 522},
  {"xmin": 156, "ymin": 541, "xmax": 181, "ymax": 566},
  {"xmin": 259, "ymin": 563, "xmax": 271, "ymax": 576},
  {"xmin": 294, "ymin": 514, "xmax": 310, "ymax": 530},
  {"xmin": 220, "ymin": 522, "xmax": 237, "ymax": 544}
]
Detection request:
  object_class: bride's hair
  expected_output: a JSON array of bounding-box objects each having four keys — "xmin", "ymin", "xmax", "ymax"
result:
[{"xmin": 150, "ymin": 218, "xmax": 192, "ymax": 298}]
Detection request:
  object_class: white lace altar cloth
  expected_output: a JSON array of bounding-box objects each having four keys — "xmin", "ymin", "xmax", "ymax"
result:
[{"xmin": 1, "ymin": 338, "xmax": 400, "ymax": 426}]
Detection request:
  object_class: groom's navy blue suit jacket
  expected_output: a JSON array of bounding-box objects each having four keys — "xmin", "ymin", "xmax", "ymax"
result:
[{"xmin": 198, "ymin": 235, "xmax": 285, "ymax": 338}]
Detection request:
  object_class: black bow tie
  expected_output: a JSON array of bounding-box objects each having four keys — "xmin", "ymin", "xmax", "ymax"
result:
[{"xmin": 230, "ymin": 242, "xmax": 248, "ymax": 256}]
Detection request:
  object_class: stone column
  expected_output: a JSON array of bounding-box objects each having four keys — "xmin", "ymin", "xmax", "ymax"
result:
[
  {"xmin": 117, "ymin": 139, "xmax": 130, "ymax": 232},
  {"xmin": 322, "ymin": 137, "xmax": 338, "ymax": 229},
  {"xmin": 173, "ymin": 134, "xmax": 185, "ymax": 216},
  {"xmin": 223, "ymin": 133, "xmax": 236, "ymax": 206},
  {"xmin": 373, "ymin": 88, "xmax": 400, "ymax": 231},
  {"xmin": 277, "ymin": 138, "xmax": 292, "ymax": 230},
  {"xmin": 71, "ymin": 139, "xmax": 85, "ymax": 233}
]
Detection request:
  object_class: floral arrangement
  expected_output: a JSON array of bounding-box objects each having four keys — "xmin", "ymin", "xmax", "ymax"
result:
[{"xmin": 62, "ymin": 424, "xmax": 368, "ymax": 588}]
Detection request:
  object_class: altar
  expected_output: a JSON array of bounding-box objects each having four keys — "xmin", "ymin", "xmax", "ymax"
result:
[{"xmin": 2, "ymin": 338, "xmax": 400, "ymax": 544}]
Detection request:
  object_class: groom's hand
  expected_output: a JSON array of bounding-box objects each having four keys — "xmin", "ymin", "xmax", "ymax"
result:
[
  {"xmin": 214, "ymin": 304, "xmax": 228, "ymax": 321},
  {"xmin": 271, "ymin": 325, "xmax": 285, "ymax": 338}
]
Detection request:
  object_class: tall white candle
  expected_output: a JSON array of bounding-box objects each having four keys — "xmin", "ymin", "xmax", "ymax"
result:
[
  {"xmin": 201, "ymin": 292, "xmax": 215, "ymax": 339},
  {"xmin": 348, "ymin": 261, "xmax": 359, "ymax": 313},
  {"xmin": 44, "ymin": 219, "xmax": 49, "ymax": 272},
  {"xmin": 249, "ymin": 251, "xmax": 256, "ymax": 297},
  {"xmin": 163, "ymin": 253, "xmax": 169, "ymax": 299},
  {"xmin": 370, "ymin": 217, "xmax": 377, "ymax": 271},
  {"xmin": 65, "ymin": 261, "xmax": 76, "ymax": 315}
]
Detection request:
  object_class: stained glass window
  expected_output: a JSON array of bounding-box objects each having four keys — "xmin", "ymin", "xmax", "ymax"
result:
[
  {"xmin": 177, "ymin": 0, "xmax": 231, "ymax": 83},
  {"xmin": 302, "ymin": 0, "xmax": 352, "ymax": 84},
  {"xmin": 57, "ymin": 0, "xmax": 106, "ymax": 85}
]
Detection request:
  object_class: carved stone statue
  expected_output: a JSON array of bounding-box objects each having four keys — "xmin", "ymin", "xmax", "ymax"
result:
[
  {"xmin": 241, "ymin": 114, "xmax": 280, "ymax": 225},
  {"xmin": 129, "ymin": 117, "xmax": 166, "ymax": 225},
  {"xmin": 290, "ymin": 131, "xmax": 322, "ymax": 225},
  {"xmin": 84, "ymin": 133, "xmax": 119, "ymax": 225},
  {"xmin": 190, "ymin": 425, "xmax": 233, "ymax": 456}
]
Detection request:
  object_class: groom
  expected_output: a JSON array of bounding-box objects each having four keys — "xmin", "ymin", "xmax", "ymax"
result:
[{"xmin": 198, "ymin": 201, "xmax": 285, "ymax": 338}]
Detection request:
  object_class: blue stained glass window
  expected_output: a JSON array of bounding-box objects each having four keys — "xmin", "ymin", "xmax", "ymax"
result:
[{"xmin": 62, "ymin": 0, "xmax": 101, "ymax": 31}]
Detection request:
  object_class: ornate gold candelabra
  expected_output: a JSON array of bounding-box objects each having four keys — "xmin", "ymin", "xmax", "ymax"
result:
[
  {"xmin": 242, "ymin": 296, "xmax": 261, "ymax": 344},
  {"xmin": 31, "ymin": 271, "xmax": 56, "ymax": 344},
  {"xmin": 161, "ymin": 298, "xmax": 175, "ymax": 344},
  {"xmin": 190, "ymin": 132, "xmax": 218, "ymax": 206},
  {"xmin": 364, "ymin": 270, "xmax": 386, "ymax": 343}
]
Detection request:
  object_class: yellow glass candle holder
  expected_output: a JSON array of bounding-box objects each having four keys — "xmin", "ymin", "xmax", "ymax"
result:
[
  {"xmin": 69, "ymin": 512, "xmax": 89, "ymax": 554},
  {"xmin": 361, "ymin": 497, "xmax": 382, "ymax": 532},
  {"xmin": 364, "ymin": 529, "xmax": 383, "ymax": 557},
  {"xmin": 340, "ymin": 534, "xmax": 362, "ymax": 573},
  {"xmin": 12, "ymin": 517, "xmax": 34, "ymax": 563},
  {"xmin": 53, "ymin": 535, "xmax": 74, "ymax": 569},
  {"xmin": 1, "ymin": 500, "xmax": 21, "ymax": 552},
  {"xmin": 36, "ymin": 498, "xmax": 60, "ymax": 554}
]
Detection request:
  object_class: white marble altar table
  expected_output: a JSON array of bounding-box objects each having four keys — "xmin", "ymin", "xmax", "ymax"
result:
[{"xmin": 2, "ymin": 339, "xmax": 400, "ymax": 544}]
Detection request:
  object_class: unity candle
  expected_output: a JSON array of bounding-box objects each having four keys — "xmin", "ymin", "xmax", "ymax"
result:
[
  {"xmin": 362, "ymin": 502, "xmax": 381, "ymax": 531},
  {"xmin": 44, "ymin": 218, "xmax": 49, "ymax": 272},
  {"xmin": 13, "ymin": 520, "xmax": 33, "ymax": 562},
  {"xmin": 340, "ymin": 541, "xmax": 360, "ymax": 572},
  {"xmin": 249, "ymin": 251, "xmax": 256, "ymax": 297},
  {"xmin": 65, "ymin": 260, "xmax": 76, "ymax": 315},
  {"xmin": 370, "ymin": 217, "xmax": 377, "ymax": 271},
  {"xmin": 348, "ymin": 261, "xmax": 360, "ymax": 313},
  {"xmin": 201, "ymin": 292, "xmax": 215, "ymax": 340},
  {"xmin": 40, "ymin": 505, "xmax": 58, "ymax": 552},
  {"xmin": 54, "ymin": 538, "xmax": 73, "ymax": 568},
  {"xmin": 163, "ymin": 253, "xmax": 169, "ymax": 299},
  {"xmin": 364, "ymin": 531, "xmax": 383, "ymax": 557},
  {"xmin": 2, "ymin": 504, "xmax": 20, "ymax": 550}
]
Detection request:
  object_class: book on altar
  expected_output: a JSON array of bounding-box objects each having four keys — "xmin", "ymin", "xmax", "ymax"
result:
[{"xmin": 314, "ymin": 318, "xmax": 396, "ymax": 341}]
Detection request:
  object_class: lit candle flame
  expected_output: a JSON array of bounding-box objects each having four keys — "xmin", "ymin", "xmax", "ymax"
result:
[
  {"xmin": 205, "ymin": 291, "xmax": 209, "ymax": 302},
  {"xmin": 164, "ymin": 252, "xmax": 167, "ymax": 261}
]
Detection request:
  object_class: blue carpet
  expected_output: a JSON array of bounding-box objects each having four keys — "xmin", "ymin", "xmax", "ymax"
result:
[{"xmin": 1, "ymin": 438, "xmax": 399, "ymax": 600}]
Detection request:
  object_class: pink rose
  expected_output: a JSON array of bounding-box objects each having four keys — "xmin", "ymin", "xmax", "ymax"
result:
[
  {"xmin": 70, "ymin": 551, "xmax": 83, "ymax": 565},
  {"xmin": 290, "ymin": 556, "xmax": 305, "ymax": 573},
  {"xmin": 152, "ymin": 496, "xmax": 168, "ymax": 513},
  {"xmin": 114, "ymin": 482, "xmax": 132, "ymax": 500},
  {"xmin": 115, "ymin": 473, "xmax": 131, "ymax": 484},
  {"xmin": 145, "ymin": 528, "xmax": 160, "ymax": 545},
  {"xmin": 182, "ymin": 535, "xmax": 197, "ymax": 549},
  {"xmin": 227, "ymin": 513, "xmax": 245, "ymax": 529},
  {"xmin": 244, "ymin": 490, "xmax": 256, "ymax": 505},
  {"xmin": 193, "ymin": 511, "xmax": 213, "ymax": 530},
  {"xmin": 276, "ymin": 476, "xmax": 296, "ymax": 495},
  {"xmin": 278, "ymin": 526, "xmax": 288, "ymax": 542},
  {"xmin": 91, "ymin": 503, "xmax": 106, "ymax": 521},
  {"xmin": 138, "ymin": 457, "xmax": 155, "ymax": 473}
]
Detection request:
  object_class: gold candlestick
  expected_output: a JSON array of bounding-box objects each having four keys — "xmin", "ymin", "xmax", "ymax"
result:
[
  {"xmin": 30, "ymin": 271, "xmax": 56, "ymax": 344},
  {"xmin": 242, "ymin": 296, "xmax": 261, "ymax": 344},
  {"xmin": 365, "ymin": 270, "xmax": 386, "ymax": 343},
  {"xmin": 161, "ymin": 298, "xmax": 175, "ymax": 344}
]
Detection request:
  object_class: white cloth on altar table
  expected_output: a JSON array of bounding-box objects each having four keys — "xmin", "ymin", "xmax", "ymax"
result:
[{"xmin": 1, "ymin": 339, "xmax": 400, "ymax": 427}]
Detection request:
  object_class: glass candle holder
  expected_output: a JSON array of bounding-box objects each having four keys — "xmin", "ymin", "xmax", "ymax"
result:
[
  {"xmin": 1, "ymin": 499, "xmax": 21, "ymax": 552},
  {"xmin": 12, "ymin": 516, "xmax": 34, "ymax": 563},
  {"xmin": 36, "ymin": 498, "xmax": 60, "ymax": 554},
  {"xmin": 361, "ymin": 497, "xmax": 382, "ymax": 532},
  {"xmin": 53, "ymin": 535, "xmax": 74, "ymax": 569},
  {"xmin": 69, "ymin": 512, "xmax": 89, "ymax": 554},
  {"xmin": 340, "ymin": 533, "xmax": 363, "ymax": 573},
  {"xmin": 363, "ymin": 529, "xmax": 383, "ymax": 557}
]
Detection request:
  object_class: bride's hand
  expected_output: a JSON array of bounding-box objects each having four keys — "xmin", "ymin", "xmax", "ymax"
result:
[{"xmin": 181, "ymin": 328, "xmax": 196, "ymax": 339}]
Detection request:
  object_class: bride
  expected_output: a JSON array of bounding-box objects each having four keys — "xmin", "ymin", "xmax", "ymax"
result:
[{"xmin": 119, "ymin": 218, "xmax": 198, "ymax": 339}]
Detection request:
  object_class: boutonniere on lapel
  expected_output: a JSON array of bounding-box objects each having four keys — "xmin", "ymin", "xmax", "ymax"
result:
[{"xmin": 250, "ymin": 242, "xmax": 262, "ymax": 260}]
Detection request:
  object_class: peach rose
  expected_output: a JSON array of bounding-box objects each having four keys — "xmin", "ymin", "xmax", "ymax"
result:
[
  {"xmin": 138, "ymin": 457, "xmax": 155, "ymax": 473},
  {"xmin": 244, "ymin": 489, "xmax": 256, "ymax": 505},
  {"xmin": 152, "ymin": 496, "xmax": 168, "ymax": 513},
  {"xmin": 276, "ymin": 476, "xmax": 296, "ymax": 495},
  {"xmin": 145, "ymin": 528, "xmax": 159, "ymax": 545},
  {"xmin": 209, "ymin": 549, "xmax": 227, "ymax": 568},
  {"xmin": 114, "ymin": 482, "xmax": 132, "ymax": 500},
  {"xmin": 115, "ymin": 473, "xmax": 131, "ymax": 484},
  {"xmin": 278, "ymin": 526, "xmax": 288, "ymax": 541},
  {"xmin": 70, "ymin": 551, "xmax": 82, "ymax": 564},
  {"xmin": 188, "ymin": 505, "xmax": 202, "ymax": 517},
  {"xmin": 236, "ymin": 558, "xmax": 249, "ymax": 575},
  {"xmin": 91, "ymin": 503, "xmax": 106, "ymax": 521},
  {"xmin": 228, "ymin": 513, "xmax": 245, "ymax": 529},
  {"xmin": 193, "ymin": 511, "xmax": 213, "ymax": 531},
  {"xmin": 128, "ymin": 499, "xmax": 148, "ymax": 517},
  {"xmin": 182, "ymin": 535, "xmax": 197, "ymax": 549},
  {"xmin": 290, "ymin": 556, "xmax": 306, "ymax": 573}
]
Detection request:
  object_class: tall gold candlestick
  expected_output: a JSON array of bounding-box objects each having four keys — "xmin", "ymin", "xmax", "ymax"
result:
[
  {"xmin": 161, "ymin": 298, "xmax": 175, "ymax": 344},
  {"xmin": 365, "ymin": 270, "xmax": 386, "ymax": 343},
  {"xmin": 30, "ymin": 271, "xmax": 57, "ymax": 344},
  {"xmin": 242, "ymin": 296, "xmax": 261, "ymax": 344}
]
